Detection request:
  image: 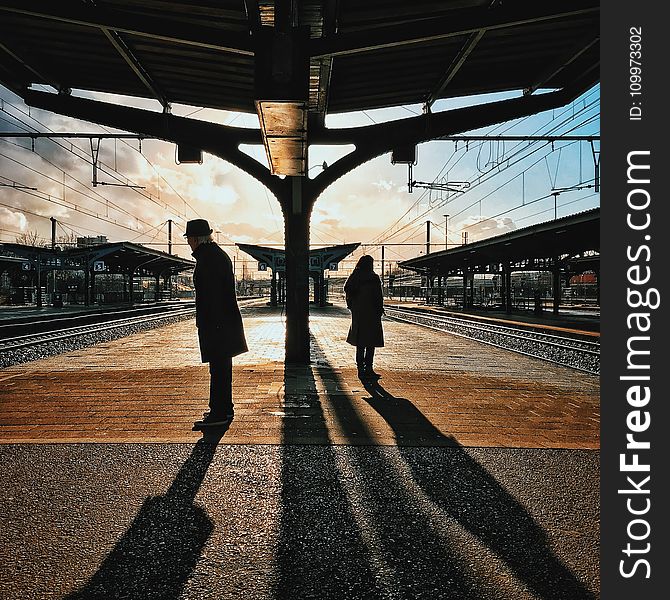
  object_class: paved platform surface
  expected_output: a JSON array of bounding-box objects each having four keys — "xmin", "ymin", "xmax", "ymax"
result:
[
  {"xmin": 0, "ymin": 305, "xmax": 599, "ymax": 448},
  {"xmin": 0, "ymin": 304, "xmax": 600, "ymax": 599}
]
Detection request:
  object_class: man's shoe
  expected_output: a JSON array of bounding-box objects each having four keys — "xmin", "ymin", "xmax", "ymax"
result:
[{"xmin": 195, "ymin": 412, "xmax": 233, "ymax": 427}]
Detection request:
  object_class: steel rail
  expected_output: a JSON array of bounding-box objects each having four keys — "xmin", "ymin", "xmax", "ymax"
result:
[
  {"xmin": 386, "ymin": 307, "xmax": 598, "ymax": 351},
  {"xmin": 0, "ymin": 307, "xmax": 196, "ymax": 352}
]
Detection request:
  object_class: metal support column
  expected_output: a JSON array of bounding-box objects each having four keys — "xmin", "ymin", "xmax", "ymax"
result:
[
  {"xmin": 312, "ymin": 272, "xmax": 319, "ymax": 305},
  {"xmin": 84, "ymin": 264, "xmax": 90, "ymax": 306},
  {"xmin": 284, "ymin": 177, "xmax": 311, "ymax": 363},
  {"xmin": 469, "ymin": 272, "xmax": 475, "ymax": 308},
  {"xmin": 35, "ymin": 251, "xmax": 42, "ymax": 307},
  {"xmin": 462, "ymin": 269, "xmax": 468, "ymax": 309},
  {"xmin": 129, "ymin": 270, "xmax": 135, "ymax": 305},
  {"xmin": 505, "ymin": 264, "xmax": 512, "ymax": 314},
  {"xmin": 553, "ymin": 260, "xmax": 561, "ymax": 315},
  {"xmin": 324, "ymin": 273, "xmax": 329, "ymax": 305},
  {"xmin": 155, "ymin": 273, "xmax": 160, "ymax": 301},
  {"xmin": 51, "ymin": 217, "xmax": 57, "ymax": 302},
  {"xmin": 270, "ymin": 270, "xmax": 278, "ymax": 306},
  {"xmin": 319, "ymin": 271, "xmax": 326, "ymax": 307}
]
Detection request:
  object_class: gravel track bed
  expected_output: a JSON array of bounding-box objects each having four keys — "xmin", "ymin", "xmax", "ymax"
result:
[
  {"xmin": 0, "ymin": 313, "xmax": 194, "ymax": 369},
  {"xmin": 385, "ymin": 309, "xmax": 599, "ymax": 374}
]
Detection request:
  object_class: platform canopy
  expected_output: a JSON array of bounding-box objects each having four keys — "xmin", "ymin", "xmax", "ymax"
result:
[
  {"xmin": 0, "ymin": 242, "xmax": 195, "ymax": 276},
  {"xmin": 237, "ymin": 242, "xmax": 360, "ymax": 272},
  {"xmin": 0, "ymin": 0, "xmax": 599, "ymax": 177},
  {"xmin": 400, "ymin": 208, "xmax": 599, "ymax": 275}
]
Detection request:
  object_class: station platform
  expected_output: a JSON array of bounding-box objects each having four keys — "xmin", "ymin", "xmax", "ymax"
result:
[
  {"xmin": 0, "ymin": 304, "xmax": 598, "ymax": 448},
  {"xmin": 0, "ymin": 304, "xmax": 600, "ymax": 599}
]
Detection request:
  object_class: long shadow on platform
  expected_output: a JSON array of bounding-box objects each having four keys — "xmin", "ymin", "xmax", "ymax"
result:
[
  {"xmin": 357, "ymin": 377, "xmax": 596, "ymax": 600},
  {"xmin": 277, "ymin": 337, "xmax": 595, "ymax": 600},
  {"xmin": 274, "ymin": 346, "xmax": 503, "ymax": 600},
  {"xmin": 273, "ymin": 362, "xmax": 385, "ymax": 599},
  {"xmin": 65, "ymin": 429, "xmax": 226, "ymax": 600}
]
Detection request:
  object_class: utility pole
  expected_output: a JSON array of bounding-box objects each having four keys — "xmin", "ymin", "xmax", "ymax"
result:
[
  {"xmin": 426, "ymin": 220, "xmax": 431, "ymax": 255},
  {"xmin": 381, "ymin": 245, "xmax": 385, "ymax": 289},
  {"xmin": 50, "ymin": 217, "xmax": 56, "ymax": 249},
  {"xmin": 443, "ymin": 214, "xmax": 449, "ymax": 250},
  {"xmin": 50, "ymin": 217, "xmax": 56, "ymax": 303},
  {"xmin": 167, "ymin": 219, "xmax": 173, "ymax": 254}
]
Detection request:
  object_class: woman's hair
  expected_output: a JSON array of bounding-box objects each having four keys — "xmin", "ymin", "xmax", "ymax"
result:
[{"xmin": 354, "ymin": 254, "xmax": 374, "ymax": 272}]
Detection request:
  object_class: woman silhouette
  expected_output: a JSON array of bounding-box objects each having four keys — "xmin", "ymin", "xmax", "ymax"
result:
[{"xmin": 344, "ymin": 254, "xmax": 384, "ymax": 379}]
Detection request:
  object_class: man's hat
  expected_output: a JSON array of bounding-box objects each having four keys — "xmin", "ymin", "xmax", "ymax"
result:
[{"xmin": 183, "ymin": 219, "xmax": 213, "ymax": 237}]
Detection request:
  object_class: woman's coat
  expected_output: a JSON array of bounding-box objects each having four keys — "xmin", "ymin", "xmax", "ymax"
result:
[
  {"xmin": 192, "ymin": 242, "xmax": 248, "ymax": 362},
  {"xmin": 344, "ymin": 269, "xmax": 384, "ymax": 347}
]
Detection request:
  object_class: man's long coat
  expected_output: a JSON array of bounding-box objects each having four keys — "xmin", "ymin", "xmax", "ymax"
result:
[{"xmin": 192, "ymin": 242, "xmax": 248, "ymax": 362}]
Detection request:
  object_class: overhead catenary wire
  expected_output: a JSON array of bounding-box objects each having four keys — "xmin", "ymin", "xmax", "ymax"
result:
[
  {"xmin": 0, "ymin": 153, "xmax": 166, "ymax": 235},
  {"xmin": 371, "ymin": 88, "xmax": 600, "ymax": 245},
  {"xmin": 0, "ymin": 93, "xmax": 195, "ymax": 229},
  {"xmin": 376, "ymin": 106, "xmax": 599, "ymax": 245},
  {"xmin": 0, "ymin": 97, "xmax": 216, "ymax": 247},
  {"xmin": 0, "ymin": 99, "xmax": 182, "ymax": 216}
]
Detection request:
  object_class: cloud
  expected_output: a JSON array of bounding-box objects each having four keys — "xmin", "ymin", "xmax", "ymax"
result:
[
  {"xmin": 371, "ymin": 179, "xmax": 394, "ymax": 191},
  {"xmin": 222, "ymin": 221, "xmax": 280, "ymax": 244},
  {"xmin": 460, "ymin": 215, "xmax": 517, "ymax": 242},
  {"xmin": 0, "ymin": 206, "xmax": 28, "ymax": 231}
]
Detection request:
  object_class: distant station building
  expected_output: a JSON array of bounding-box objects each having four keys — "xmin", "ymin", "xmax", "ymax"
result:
[{"xmin": 76, "ymin": 235, "xmax": 109, "ymax": 247}]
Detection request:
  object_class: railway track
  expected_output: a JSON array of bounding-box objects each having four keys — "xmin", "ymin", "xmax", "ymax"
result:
[
  {"xmin": 0, "ymin": 304, "xmax": 196, "ymax": 354},
  {"xmin": 384, "ymin": 306, "xmax": 600, "ymax": 374}
]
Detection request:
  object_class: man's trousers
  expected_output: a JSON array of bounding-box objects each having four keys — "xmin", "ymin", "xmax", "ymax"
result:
[{"xmin": 208, "ymin": 355, "xmax": 233, "ymax": 416}]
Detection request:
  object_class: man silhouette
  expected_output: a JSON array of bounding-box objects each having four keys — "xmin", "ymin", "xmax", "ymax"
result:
[{"xmin": 185, "ymin": 219, "xmax": 247, "ymax": 427}]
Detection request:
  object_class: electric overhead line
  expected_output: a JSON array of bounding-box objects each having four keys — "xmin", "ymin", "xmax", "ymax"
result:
[
  {"xmin": 0, "ymin": 186, "xmax": 167, "ymax": 240},
  {"xmin": 0, "ymin": 119, "xmax": 198, "ymax": 248},
  {"xmin": 371, "ymin": 88, "xmax": 600, "ymax": 245},
  {"xmin": 0, "ymin": 93, "xmax": 192, "ymax": 224},
  {"xmin": 375, "ymin": 105, "xmax": 599, "ymax": 245},
  {"xmin": 0, "ymin": 157, "xmax": 171, "ymax": 242}
]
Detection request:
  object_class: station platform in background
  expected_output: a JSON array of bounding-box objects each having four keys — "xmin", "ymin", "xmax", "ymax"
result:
[
  {"xmin": 385, "ymin": 299, "xmax": 600, "ymax": 334},
  {"xmin": 0, "ymin": 304, "xmax": 599, "ymax": 448}
]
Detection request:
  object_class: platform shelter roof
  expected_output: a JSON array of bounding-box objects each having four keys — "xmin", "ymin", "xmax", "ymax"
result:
[
  {"xmin": 237, "ymin": 242, "xmax": 360, "ymax": 272},
  {"xmin": 0, "ymin": 242, "xmax": 194, "ymax": 275},
  {"xmin": 0, "ymin": 1, "xmax": 599, "ymax": 115},
  {"xmin": 400, "ymin": 208, "xmax": 599, "ymax": 275},
  {"xmin": 0, "ymin": 1, "xmax": 599, "ymax": 177}
]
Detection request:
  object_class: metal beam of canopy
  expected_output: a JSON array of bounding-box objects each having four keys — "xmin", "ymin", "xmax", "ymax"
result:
[
  {"xmin": 0, "ymin": 1, "xmax": 600, "ymax": 364},
  {"xmin": 309, "ymin": 2, "xmax": 598, "ymax": 58},
  {"xmin": 0, "ymin": 1, "xmax": 255, "ymax": 55}
]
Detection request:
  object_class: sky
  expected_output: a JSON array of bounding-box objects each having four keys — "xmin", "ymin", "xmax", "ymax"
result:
[{"xmin": 0, "ymin": 83, "xmax": 600, "ymax": 275}]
